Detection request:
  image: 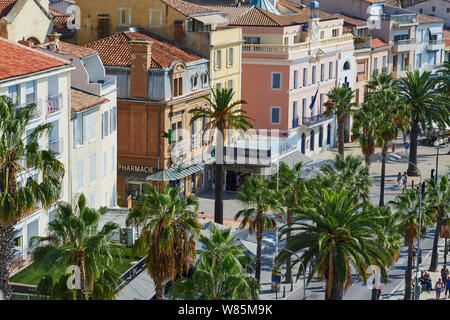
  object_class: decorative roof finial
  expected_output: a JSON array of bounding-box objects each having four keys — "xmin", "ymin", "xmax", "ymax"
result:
[{"xmin": 310, "ymin": 1, "xmax": 319, "ymax": 19}]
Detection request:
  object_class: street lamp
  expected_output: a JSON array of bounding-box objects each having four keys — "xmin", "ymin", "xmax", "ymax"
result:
[{"xmin": 434, "ymin": 138, "xmax": 444, "ymax": 182}]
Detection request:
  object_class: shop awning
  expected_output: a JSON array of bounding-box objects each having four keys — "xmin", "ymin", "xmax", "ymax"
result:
[
  {"xmin": 146, "ymin": 163, "xmax": 205, "ymax": 181},
  {"xmin": 429, "ymin": 27, "xmax": 442, "ymax": 35},
  {"xmin": 270, "ymin": 151, "xmax": 312, "ymax": 175}
]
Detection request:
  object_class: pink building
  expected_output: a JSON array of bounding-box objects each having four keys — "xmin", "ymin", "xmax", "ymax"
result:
[{"xmin": 206, "ymin": 0, "xmax": 355, "ymax": 156}]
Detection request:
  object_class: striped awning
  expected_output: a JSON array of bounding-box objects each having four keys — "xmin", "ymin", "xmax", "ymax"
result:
[{"xmin": 147, "ymin": 163, "xmax": 206, "ymax": 181}]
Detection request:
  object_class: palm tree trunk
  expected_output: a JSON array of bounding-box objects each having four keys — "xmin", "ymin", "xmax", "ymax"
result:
[
  {"xmin": 325, "ymin": 271, "xmax": 344, "ymax": 300},
  {"xmin": 404, "ymin": 240, "xmax": 414, "ymax": 300},
  {"xmin": 371, "ymin": 287, "xmax": 379, "ymax": 300},
  {"xmin": 407, "ymin": 120, "xmax": 419, "ymax": 176},
  {"xmin": 284, "ymin": 210, "xmax": 293, "ymax": 284},
  {"xmin": 155, "ymin": 280, "xmax": 165, "ymax": 300},
  {"xmin": 337, "ymin": 116, "xmax": 345, "ymax": 156},
  {"xmin": 214, "ymin": 163, "xmax": 224, "ymax": 225},
  {"xmin": 0, "ymin": 224, "xmax": 15, "ymax": 300},
  {"xmin": 379, "ymin": 143, "xmax": 388, "ymax": 207},
  {"xmin": 255, "ymin": 209, "xmax": 263, "ymax": 282},
  {"xmin": 364, "ymin": 155, "xmax": 371, "ymax": 167},
  {"xmin": 429, "ymin": 218, "xmax": 442, "ymax": 272}
]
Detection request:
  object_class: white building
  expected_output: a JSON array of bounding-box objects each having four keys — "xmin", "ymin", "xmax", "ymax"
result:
[
  {"xmin": 404, "ymin": 0, "xmax": 450, "ymax": 28},
  {"xmin": 0, "ymin": 37, "xmax": 73, "ymax": 267},
  {"xmin": 36, "ymin": 34, "xmax": 118, "ymax": 211},
  {"xmin": 415, "ymin": 13, "xmax": 446, "ymax": 72}
]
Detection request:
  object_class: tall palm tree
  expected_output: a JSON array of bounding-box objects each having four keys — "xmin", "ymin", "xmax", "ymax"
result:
[
  {"xmin": 351, "ymin": 100, "xmax": 380, "ymax": 167},
  {"xmin": 398, "ymin": 70, "xmax": 449, "ymax": 176},
  {"xmin": 189, "ymin": 88, "xmax": 252, "ymax": 225},
  {"xmin": 168, "ymin": 225, "xmax": 259, "ymax": 300},
  {"xmin": 321, "ymin": 154, "xmax": 373, "ymax": 202},
  {"xmin": 274, "ymin": 162, "xmax": 304, "ymax": 284},
  {"xmin": 426, "ymin": 174, "xmax": 449, "ymax": 272},
  {"xmin": 127, "ymin": 184, "xmax": 201, "ymax": 300},
  {"xmin": 31, "ymin": 194, "xmax": 124, "ymax": 300},
  {"xmin": 0, "ymin": 96, "xmax": 64, "ymax": 299},
  {"xmin": 234, "ymin": 175, "xmax": 283, "ymax": 282},
  {"xmin": 324, "ymin": 86, "xmax": 356, "ymax": 156},
  {"xmin": 278, "ymin": 190, "xmax": 390, "ymax": 300},
  {"xmin": 389, "ymin": 189, "xmax": 432, "ymax": 300},
  {"xmin": 437, "ymin": 61, "xmax": 450, "ymax": 99},
  {"xmin": 374, "ymin": 89, "xmax": 407, "ymax": 207}
]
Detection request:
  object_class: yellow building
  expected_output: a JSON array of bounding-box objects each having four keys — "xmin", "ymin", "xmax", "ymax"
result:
[{"xmin": 76, "ymin": 0, "xmax": 242, "ymax": 100}]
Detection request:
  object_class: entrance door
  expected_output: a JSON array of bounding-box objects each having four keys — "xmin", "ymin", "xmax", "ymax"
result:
[
  {"xmin": 310, "ymin": 130, "xmax": 315, "ymax": 151},
  {"xmin": 327, "ymin": 123, "xmax": 331, "ymax": 145},
  {"xmin": 319, "ymin": 126, "xmax": 323, "ymax": 148},
  {"xmin": 301, "ymin": 133, "xmax": 305, "ymax": 154}
]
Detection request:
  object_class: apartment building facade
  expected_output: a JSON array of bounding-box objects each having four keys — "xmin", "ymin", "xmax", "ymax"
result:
[
  {"xmin": 36, "ymin": 36, "xmax": 119, "ymax": 210},
  {"xmin": 76, "ymin": 0, "xmax": 243, "ymax": 101},
  {"xmin": 0, "ymin": 37, "xmax": 73, "ymax": 268},
  {"xmin": 404, "ymin": 0, "xmax": 450, "ymax": 28},
  {"xmin": 86, "ymin": 30, "xmax": 213, "ymax": 202}
]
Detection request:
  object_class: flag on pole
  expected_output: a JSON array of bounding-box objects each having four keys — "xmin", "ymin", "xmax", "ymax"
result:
[{"xmin": 309, "ymin": 87, "xmax": 319, "ymax": 110}]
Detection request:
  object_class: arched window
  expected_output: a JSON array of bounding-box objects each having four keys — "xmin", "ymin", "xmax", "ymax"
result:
[
  {"xmin": 343, "ymin": 61, "xmax": 350, "ymax": 71},
  {"xmin": 201, "ymin": 73, "xmax": 208, "ymax": 87},
  {"xmin": 191, "ymin": 74, "xmax": 198, "ymax": 90}
]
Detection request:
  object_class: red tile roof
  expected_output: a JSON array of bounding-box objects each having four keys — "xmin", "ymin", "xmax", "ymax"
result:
[
  {"xmin": 371, "ymin": 37, "xmax": 388, "ymax": 49},
  {"xmin": 333, "ymin": 13, "xmax": 367, "ymax": 27},
  {"xmin": 160, "ymin": 0, "xmax": 215, "ymax": 16},
  {"xmin": 417, "ymin": 13, "xmax": 445, "ymax": 24},
  {"xmin": 0, "ymin": 0, "xmax": 17, "ymax": 18},
  {"xmin": 85, "ymin": 31, "xmax": 204, "ymax": 68},
  {"xmin": 0, "ymin": 37, "xmax": 71, "ymax": 81},
  {"xmin": 37, "ymin": 41, "xmax": 97, "ymax": 59},
  {"xmin": 71, "ymin": 88, "xmax": 108, "ymax": 112},
  {"xmin": 444, "ymin": 28, "xmax": 450, "ymax": 46}
]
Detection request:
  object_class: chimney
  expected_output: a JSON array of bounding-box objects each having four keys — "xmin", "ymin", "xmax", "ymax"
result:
[
  {"xmin": 174, "ymin": 20, "xmax": 185, "ymax": 45},
  {"xmin": 47, "ymin": 32, "xmax": 61, "ymax": 51},
  {"xmin": 130, "ymin": 40, "xmax": 153, "ymax": 99}
]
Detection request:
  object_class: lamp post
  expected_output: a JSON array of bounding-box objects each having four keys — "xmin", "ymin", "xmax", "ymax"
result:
[{"xmin": 434, "ymin": 138, "xmax": 444, "ymax": 182}]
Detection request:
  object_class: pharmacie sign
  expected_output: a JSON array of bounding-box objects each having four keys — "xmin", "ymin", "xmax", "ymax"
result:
[{"xmin": 118, "ymin": 164, "xmax": 155, "ymax": 174}]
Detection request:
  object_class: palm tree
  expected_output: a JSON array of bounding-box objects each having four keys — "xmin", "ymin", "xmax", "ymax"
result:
[
  {"xmin": 127, "ymin": 184, "xmax": 201, "ymax": 300},
  {"xmin": 321, "ymin": 154, "xmax": 373, "ymax": 202},
  {"xmin": 189, "ymin": 88, "xmax": 252, "ymax": 225},
  {"xmin": 168, "ymin": 225, "xmax": 259, "ymax": 300},
  {"xmin": 274, "ymin": 162, "xmax": 304, "ymax": 284},
  {"xmin": 373, "ymin": 89, "xmax": 406, "ymax": 207},
  {"xmin": 0, "ymin": 96, "xmax": 64, "ymax": 299},
  {"xmin": 31, "ymin": 194, "xmax": 124, "ymax": 300},
  {"xmin": 389, "ymin": 189, "xmax": 432, "ymax": 300},
  {"xmin": 277, "ymin": 190, "xmax": 390, "ymax": 300},
  {"xmin": 234, "ymin": 175, "xmax": 283, "ymax": 282},
  {"xmin": 398, "ymin": 70, "xmax": 449, "ymax": 176},
  {"xmin": 351, "ymin": 100, "xmax": 380, "ymax": 167},
  {"xmin": 437, "ymin": 61, "xmax": 450, "ymax": 99},
  {"xmin": 324, "ymin": 86, "xmax": 356, "ymax": 156},
  {"xmin": 426, "ymin": 174, "xmax": 449, "ymax": 272}
]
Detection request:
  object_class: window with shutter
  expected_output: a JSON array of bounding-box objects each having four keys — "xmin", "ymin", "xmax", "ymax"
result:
[
  {"xmin": 82, "ymin": 112, "xmax": 87, "ymax": 144},
  {"xmin": 77, "ymin": 159, "xmax": 84, "ymax": 191},
  {"xmin": 90, "ymin": 153, "xmax": 96, "ymax": 183},
  {"xmin": 103, "ymin": 151, "xmax": 107, "ymax": 177}
]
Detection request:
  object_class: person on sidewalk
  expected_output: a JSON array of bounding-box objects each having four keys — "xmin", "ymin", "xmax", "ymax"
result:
[
  {"xmin": 425, "ymin": 272, "xmax": 433, "ymax": 291},
  {"xmin": 435, "ymin": 278, "xmax": 443, "ymax": 300},
  {"xmin": 405, "ymin": 143, "xmax": 410, "ymax": 159},
  {"xmin": 397, "ymin": 172, "xmax": 402, "ymax": 188},
  {"xmin": 402, "ymin": 172, "xmax": 408, "ymax": 189},
  {"xmin": 445, "ymin": 278, "xmax": 450, "ymax": 299},
  {"xmin": 441, "ymin": 265, "xmax": 449, "ymax": 288}
]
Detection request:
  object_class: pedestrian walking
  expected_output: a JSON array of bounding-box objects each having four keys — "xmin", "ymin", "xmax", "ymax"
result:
[
  {"xmin": 441, "ymin": 265, "xmax": 449, "ymax": 288},
  {"xmin": 405, "ymin": 143, "xmax": 410, "ymax": 159},
  {"xmin": 445, "ymin": 278, "xmax": 450, "ymax": 299},
  {"xmin": 436, "ymin": 278, "xmax": 443, "ymax": 300},
  {"xmin": 397, "ymin": 172, "xmax": 402, "ymax": 188},
  {"xmin": 402, "ymin": 172, "xmax": 408, "ymax": 189}
]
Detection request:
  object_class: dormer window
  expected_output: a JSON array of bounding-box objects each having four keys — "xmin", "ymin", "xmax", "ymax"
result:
[
  {"xmin": 172, "ymin": 63, "xmax": 186, "ymax": 97},
  {"xmin": 201, "ymin": 73, "xmax": 208, "ymax": 87},
  {"xmin": 191, "ymin": 74, "xmax": 199, "ymax": 90}
]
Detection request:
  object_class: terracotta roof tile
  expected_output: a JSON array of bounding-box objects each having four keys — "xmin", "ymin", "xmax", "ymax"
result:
[
  {"xmin": 417, "ymin": 13, "xmax": 445, "ymax": 24},
  {"xmin": 333, "ymin": 13, "xmax": 367, "ymax": 27},
  {"xmin": 37, "ymin": 41, "xmax": 97, "ymax": 59},
  {"xmin": 444, "ymin": 28, "xmax": 450, "ymax": 46},
  {"xmin": 85, "ymin": 30, "xmax": 204, "ymax": 68},
  {"xmin": 160, "ymin": 0, "xmax": 215, "ymax": 16},
  {"xmin": 71, "ymin": 88, "xmax": 107, "ymax": 112},
  {"xmin": 0, "ymin": 0, "xmax": 17, "ymax": 18},
  {"xmin": 371, "ymin": 37, "xmax": 388, "ymax": 49},
  {"xmin": 0, "ymin": 37, "xmax": 71, "ymax": 81}
]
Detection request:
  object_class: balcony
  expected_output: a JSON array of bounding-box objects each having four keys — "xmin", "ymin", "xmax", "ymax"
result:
[
  {"xmin": 392, "ymin": 14, "xmax": 417, "ymax": 27},
  {"xmin": 48, "ymin": 138, "xmax": 63, "ymax": 155},
  {"xmin": 392, "ymin": 39, "xmax": 416, "ymax": 52},
  {"xmin": 426, "ymin": 39, "xmax": 444, "ymax": 51},
  {"xmin": 46, "ymin": 93, "xmax": 62, "ymax": 114},
  {"xmin": 302, "ymin": 114, "xmax": 333, "ymax": 127},
  {"xmin": 392, "ymin": 65, "xmax": 413, "ymax": 79},
  {"xmin": 354, "ymin": 36, "xmax": 372, "ymax": 51},
  {"xmin": 357, "ymin": 73, "xmax": 368, "ymax": 82},
  {"xmin": 19, "ymin": 99, "xmax": 42, "ymax": 120}
]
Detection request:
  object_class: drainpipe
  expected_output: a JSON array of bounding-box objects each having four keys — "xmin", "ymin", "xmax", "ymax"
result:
[{"xmin": 157, "ymin": 105, "xmax": 161, "ymax": 192}]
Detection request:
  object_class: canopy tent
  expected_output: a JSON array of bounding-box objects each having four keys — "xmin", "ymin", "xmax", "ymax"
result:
[
  {"xmin": 429, "ymin": 26, "xmax": 442, "ymax": 35},
  {"xmin": 147, "ymin": 154, "xmax": 215, "ymax": 181}
]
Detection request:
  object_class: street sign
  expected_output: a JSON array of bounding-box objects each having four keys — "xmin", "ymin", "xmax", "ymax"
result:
[{"xmin": 441, "ymin": 219, "xmax": 450, "ymax": 238}]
